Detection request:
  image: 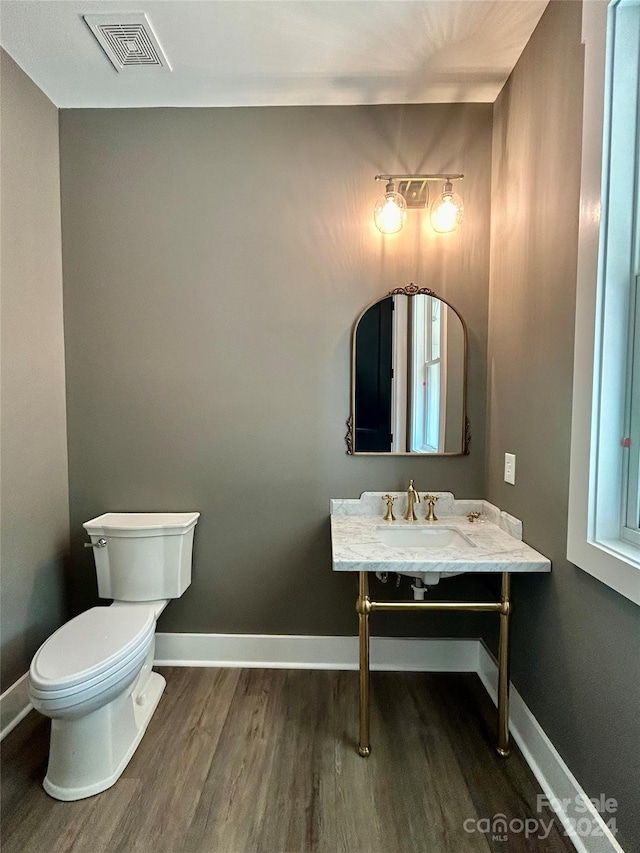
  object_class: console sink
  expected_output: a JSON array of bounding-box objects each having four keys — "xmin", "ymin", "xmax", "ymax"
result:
[
  {"xmin": 330, "ymin": 492, "xmax": 551, "ymax": 575},
  {"xmin": 329, "ymin": 492, "xmax": 553, "ymax": 763},
  {"xmin": 377, "ymin": 525, "xmax": 474, "ymax": 550}
]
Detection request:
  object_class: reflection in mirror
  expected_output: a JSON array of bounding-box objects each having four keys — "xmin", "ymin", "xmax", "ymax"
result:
[{"xmin": 348, "ymin": 287, "xmax": 468, "ymax": 455}]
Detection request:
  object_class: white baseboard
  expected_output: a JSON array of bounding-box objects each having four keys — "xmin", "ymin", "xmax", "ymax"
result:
[
  {"xmin": 477, "ymin": 643, "xmax": 624, "ymax": 853},
  {"xmin": 0, "ymin": 673, "xmax": 32, "ymax": 741},
  {"xmin": 155, "ymin": 633, "xmax": 480, "ymax": 672}
]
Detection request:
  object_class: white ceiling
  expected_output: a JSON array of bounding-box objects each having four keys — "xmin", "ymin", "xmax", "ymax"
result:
[{"xmin": 0, "ymin": 1, "xmax": 548, "ymax": 109}]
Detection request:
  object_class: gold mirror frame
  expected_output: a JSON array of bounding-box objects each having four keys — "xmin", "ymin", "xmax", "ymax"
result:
[{"xmin": 346, "ymin": 284, "xmax": 470, "ymax": 456}]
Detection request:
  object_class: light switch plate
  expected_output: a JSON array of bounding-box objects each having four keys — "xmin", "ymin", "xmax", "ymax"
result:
[{"xmin": 504, "ymin": 453, "xmax": 516, "ymax": 485}]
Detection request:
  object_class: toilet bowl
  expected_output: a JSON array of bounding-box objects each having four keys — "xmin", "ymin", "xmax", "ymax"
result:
[
  {"xmin": 28, "ymin": 511, "xmax": 199, "ymax": 801},
  {"xmin": 29, "ymin": 603, "xmax": 164, "ymax": 800}
]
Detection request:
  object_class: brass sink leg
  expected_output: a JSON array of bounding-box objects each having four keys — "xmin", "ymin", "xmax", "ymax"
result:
[
  {"xmin": 354, "ymin": 569, "xmax": 511, "ymax": 759},
  {"xmin": 356, "ymin": 571, "xmax": 371, "ymax": 757},
  {"xmin": 497, "ymin": 571, "xmax": 511, "ymax": 757}
]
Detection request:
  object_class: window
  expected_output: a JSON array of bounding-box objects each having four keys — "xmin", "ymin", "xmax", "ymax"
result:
[{"xmin": 568, "ymin": 0, "xmax": 640, "ymax": 605}]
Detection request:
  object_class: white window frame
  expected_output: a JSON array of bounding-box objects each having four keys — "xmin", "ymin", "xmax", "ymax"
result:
[{"xmin": 567, "ymin": 0, "xmax": 640, "ymax": 605}]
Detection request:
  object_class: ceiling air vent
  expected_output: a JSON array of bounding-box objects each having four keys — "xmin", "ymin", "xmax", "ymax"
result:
[{"xmin": 83, "ymin": 13, "xmax": 171, "ymax": 72}]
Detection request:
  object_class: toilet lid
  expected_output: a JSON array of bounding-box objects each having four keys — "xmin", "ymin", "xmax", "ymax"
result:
[{"xmin": 30, "ymin": 606, "xmax": 155, "ymax": 693}]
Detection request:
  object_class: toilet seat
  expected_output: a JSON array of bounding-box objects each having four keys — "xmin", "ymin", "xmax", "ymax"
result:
[
  {"xmin": 29, "ymin": 638, "xmax": 152, "ymax": 701},
  {"xmin": 30, "ymin": 606, "xmax": 155, "ymax": 700}
]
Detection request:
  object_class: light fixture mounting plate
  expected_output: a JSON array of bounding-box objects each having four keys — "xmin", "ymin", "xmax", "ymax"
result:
[{"xmin": 398, "ymin": 180, "xmax": 429, "ymax": 209}]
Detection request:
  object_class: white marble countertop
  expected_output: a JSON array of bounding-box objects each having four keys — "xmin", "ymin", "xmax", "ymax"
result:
[{"xmin": 330, "ymin": 493, "xmax": 551, "ymax": 574}]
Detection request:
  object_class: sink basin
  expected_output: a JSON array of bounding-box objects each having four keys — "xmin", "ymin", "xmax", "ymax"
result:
[{"xmin": 377, "ymin": 525, "xmax": 474, "ymax": 550}]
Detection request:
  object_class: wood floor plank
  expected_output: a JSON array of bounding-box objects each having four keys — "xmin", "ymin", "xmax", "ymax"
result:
[
  {"xmin": 368, "ymin": 673, "xmax": 491, "ymax": 853},
  {"xmin": 108, "ymin": 666, "xmax": 241, "ymax": 852},
  {"xmin": 1, "ymin": 668, "xmax": 572, "ymax": 853},
  {"xmin": 248, "ymin": 669, "xmax": 327, "ymax": 853},
  {"xmin": 414, "ymin": 673, "xmax": 575, "ymax": 853},
  {"xmin": 0, "ymin": 731, "xmax": 139, "ymax": 853},
  {"xmin": 0, "ymin": 707, "xmax": 50, "ymax": 823},
  {"xmin": 321, "ymin": 670, "xmax": 382, "ymax": 853}
]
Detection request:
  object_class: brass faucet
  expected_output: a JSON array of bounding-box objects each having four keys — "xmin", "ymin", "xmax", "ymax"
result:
[
  {"xmin": 424, "ymin": 494, "xmax": 439, "ymax": 522},
  {"xmin": 403, "ymin": 480, "xmax": 421, "ymax": 521}
]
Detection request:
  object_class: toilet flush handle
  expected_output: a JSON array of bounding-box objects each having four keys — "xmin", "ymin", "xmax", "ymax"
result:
[{"xmin": 84, "ymin": 537, "xmax": 107, "ymax": 549}]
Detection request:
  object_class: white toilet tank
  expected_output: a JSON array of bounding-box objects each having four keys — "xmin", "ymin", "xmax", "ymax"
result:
[{"xmin": 83, "ymin": 512, "xmax": 200, "ymax": 601}]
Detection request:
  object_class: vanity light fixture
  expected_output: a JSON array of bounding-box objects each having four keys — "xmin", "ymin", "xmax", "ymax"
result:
[{"xmin": 373, "ymin": 174, "xmax": 464, "ymax": 235}]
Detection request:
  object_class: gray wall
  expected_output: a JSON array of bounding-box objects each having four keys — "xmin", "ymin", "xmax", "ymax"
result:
[
  {"xmin": 0, "ymin": 50, "xmax": 69, "ymax": 693},
  {"xmin": 486, "ymin": 3, "xmax": 640, "ymax": 849},
  {"xmin": 59, "ymin": 103, "xmax": 494, "ymax": 638}
]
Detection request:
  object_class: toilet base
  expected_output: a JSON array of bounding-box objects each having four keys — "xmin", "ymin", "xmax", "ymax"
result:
[{"xmin": 43, "ymin": 669, "xmax": 165, "ymax": 801}]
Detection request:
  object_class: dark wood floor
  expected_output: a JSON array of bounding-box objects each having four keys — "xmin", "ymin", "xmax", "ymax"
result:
[{"xmin": 1, "ymin": 668, "xmax": 574, "ymax": 853}]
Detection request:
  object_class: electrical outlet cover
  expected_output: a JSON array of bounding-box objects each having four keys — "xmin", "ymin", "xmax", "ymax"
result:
[{"xmin": 504, "ymin": 453, "xmax": 516, "ymax": 485}]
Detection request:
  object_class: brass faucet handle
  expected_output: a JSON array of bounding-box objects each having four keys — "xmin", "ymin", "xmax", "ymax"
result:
[
  {"xmin": 382, "ymin": 494, "xmax": 397, "ymax": 522},
  {"xmin": 467, "ymin": 511, "xmax": 481, "ymax": 523},
  {"xmin": 423, "ymin": 494, "xmax": 439, "ymax": 522}
]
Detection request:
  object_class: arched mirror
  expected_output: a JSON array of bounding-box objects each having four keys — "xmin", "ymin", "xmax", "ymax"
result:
[{"xmin": 346, "ymin": 285, "xmax": 469, "ymax": 455}]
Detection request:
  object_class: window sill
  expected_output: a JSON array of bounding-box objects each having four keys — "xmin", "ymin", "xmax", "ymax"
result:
[
  {"xmin": 596, "ymin": 536, "xmax": 640, "ymax": 569},
  {"xmin": 567, "ymin": 535, "xmax": 640, "ymax": 605}
]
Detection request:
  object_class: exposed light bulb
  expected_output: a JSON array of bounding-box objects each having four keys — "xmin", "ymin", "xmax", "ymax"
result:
[
  {"xmin": 430, "ymin": 181, "xmax": 464, "ymax": 233},
  {"xmin": 374, "ymin": 182, "xmax": 407, "ymax": 234}
]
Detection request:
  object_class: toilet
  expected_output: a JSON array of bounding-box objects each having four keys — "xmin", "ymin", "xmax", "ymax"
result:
[{"xmin": 28, "ymin": 511, "xmax": 199, "ymax": 801}]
